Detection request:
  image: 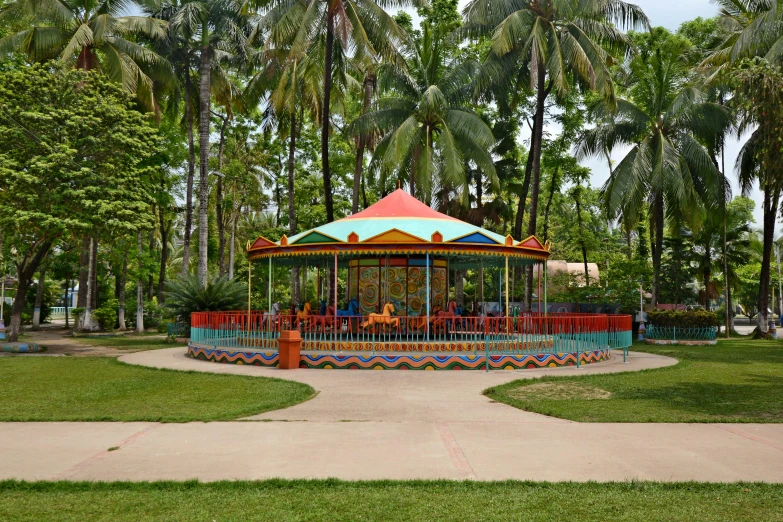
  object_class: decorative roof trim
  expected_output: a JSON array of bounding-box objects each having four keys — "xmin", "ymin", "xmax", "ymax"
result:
[
  {"xmin": 361, "ymin": 228, "xmax": 427, "ymax": 244},
  {"xmin": 289, "ymin": 229, "xmax": 345, "ymax": 245},
  {"xmin": 447, "ymin": 231, "xmax": 502, "ymax": 245}
]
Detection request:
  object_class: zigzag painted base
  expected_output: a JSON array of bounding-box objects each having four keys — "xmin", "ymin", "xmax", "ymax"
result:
[{"xmin": 187, "ymin": 344, "xmax": 610, "ymax": 370}]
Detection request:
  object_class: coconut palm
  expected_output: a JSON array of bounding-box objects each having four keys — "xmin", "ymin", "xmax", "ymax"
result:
[
  {"xmin": 0, "ymin": 0, "xmax": 169, "ymax": 110},
  {"xmin": 164, "ymin": 0, "xmax": 251, "ymax": 287},
  {"xmin": 354, "ymin": 24, "xmax": 498, "ymax": 205},
  {"xmin": 260, "ymin": 0, "xmax": 412, "ymax": 223},
  {"xmin": 576, "ymin": 36, "xmax": 729, "ymax": 307}
]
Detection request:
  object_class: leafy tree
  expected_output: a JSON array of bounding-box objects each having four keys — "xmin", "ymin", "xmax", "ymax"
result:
[
  {"xmin": 463, "ymin": 0, "xmax": 648, "ymax": 309},
  {"xmin": 0, "ymin": 0, "xmax": 169, "ymax": 110},
  {"xmin": 354, "ymin": 21, "xmax": 498, "ymax": 205},
  {"xmin": 164, "ymin": 273, "xmax": 246, "ymax": 325},
  {"xmin": 0, "ymin": 65, "xmax": 160, "ymax": 341},
  {"xmin": 260, "ymin": 0, "xmax": 411, "ymax": 223},
  {"xmin": 577, "ymin": 29, "xmax": 728, "ymax": 308}
]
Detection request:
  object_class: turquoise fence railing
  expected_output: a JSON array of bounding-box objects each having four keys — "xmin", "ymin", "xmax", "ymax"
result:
[
  {"xmin": 190, "ymin": 311, "xmax": 633, "ymax": 362},
  {"xmin": 645, "ymin": 325, "xmax": 717, "ymax": 341}
]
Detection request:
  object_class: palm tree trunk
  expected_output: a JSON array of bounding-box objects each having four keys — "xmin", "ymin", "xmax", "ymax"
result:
[
  {"xmin": 197, "ymin": 41, "xmax": 212, "ymax": 287},
  {"xmin": 217, "ymin": 116, "xmax": 228, "ymax": 277},
  {"xmin": 182, "ymin": 66, "xmax": 195, "ymax": 277},
  {"xmin": 89, "ymin": 235, "xmax": 98, "ymax": 310},
  {"xmin": 543, "ymin": 167, "xmax": 558, "ymax": 243},
  {"xmin": 524, "ymin": 67, "xmax": 549, "ymax": 311},
  {"xmin": 574, "ymin": 190, "xmax": 589, "ymax": 286},
  {"xmin": 651, "ymin": 193, "xmax": 664, "ymax": 309},
  {"xmin": 158, "ymin": 208, "xmax": 170, "ymax": 303},
  {"xmin": 514, "ymin": 127, "xmax": 535, "ymax": 239},
  {"xmin": 758, "ymin": 186, "xmax": 780, "ymax": 334},
  {"xmin": 703, "ymin": 243, "xmax": 711, "ymax": 311},
  {"xmin": 288, "ymin": 114, "xmax": 300, "ymax": 305},
  {"xmin": 322, "ymin": 10, "xmax": 335, "ymax": 223},
  {"xmin": 31, "ymin": 265, "xmax": 46, "ymax": 330},
  {"xmin": 353, "ymin": 74, "xmax": 374, "ymax": 213}
]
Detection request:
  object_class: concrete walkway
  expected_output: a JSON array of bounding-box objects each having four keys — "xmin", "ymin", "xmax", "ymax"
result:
[{"xmin": 2, "ymin": 348, "xmax": 783, "ymax": 482}]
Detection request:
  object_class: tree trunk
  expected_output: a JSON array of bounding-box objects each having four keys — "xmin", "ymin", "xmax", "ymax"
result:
[
  {"xmin": 353, "ymin": 73, "xmax": 374, "ymax": 214},
  {"xmin": 574, "ymin": 191, "xmax": 589, "ymax": 286},
  {"xmin": 228, "ymin": 214, "xmax": 236, "ymax": 280},
  {"xmin": 31, "ymin": 265, "xmax": 46, "ymax": 330},
  {"xmin": 455, "ymin": 270, "xmax": 464, "ymax": 306},
  {"xmin": 197, "ymin": 42, "xmax": 212, "ymax": 287},
  {"xmin": 523, "ymin": 68, "xmax": 549, "ymax": 311},
  {"xmin": 182, "ymin": 65, "xmax": 195, "ymax": 277},
  {"xmin": 118, "ymin": 249, "xmax": 128, "ymax": 331},
  {"xmin": 703, "ymin": 242, "xmax": 711, "ymax": 311},
  {"xmin": 513, "ymin": 127, "xmax": 535, "ymax": 240},
  {"xmin": 158, "ymin": 206, "xmax": 170, "ymax": 303},
  {"xmin": 77, "ymin": 236, "xmax": 89, "ymax": 308},
  {"xmin": 651, "ymin": 193, "xmax": 664, "ymax": 309},
  {"xmin": 758, "ymin": 187, "xmax": 780, "ymax": 333},
  {"xmin": 216, "ymin": 116, "xmax": 228, "ymax": 277},
  {"xmin": 321, "ymin": 10, "xmax": 335, "ymax": 223},
  {"xmin": 7, "ymin": 241, "xmax": 52, "ymax": 342},
  {"xmin": 65, "ymin": 278, "xmax": 71, "ymax": 328},
  {"xmin": 542, "ymin": 166, "xmax": 558, "ymax": 243},
  {"xmin": 89, "ymin": 235, "xmax": 98, "ymax": 310},
  {"xmin": 136, "ymin": 232, "xmax": 145, "ymax": 333},
  {"xmin": 288, "ymin": 114, "xmax": 300, "ymax": 306}
]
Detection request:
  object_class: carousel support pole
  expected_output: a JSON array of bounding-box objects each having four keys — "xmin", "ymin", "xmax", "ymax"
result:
[
  {"xmin": 505, "ymin": 256, "xmax": 509, "ymax": 317},
  {"xmin": 334, "ymin": 253, "xmax": 338, "ymax": 343},
  {"xmin": 268, "ymin": 257, "xmax": 272, "ymax": 316},
  {"xmin": 426, "ymin": 252, "xmax": 430, "ymax": 342},
  {"xmin": 537, "ymin": 263, "xmax": 541, "ymax": 314},
  {"xmin": 247, "ymin": 259, "xmax": 252, "ymax": 340}
]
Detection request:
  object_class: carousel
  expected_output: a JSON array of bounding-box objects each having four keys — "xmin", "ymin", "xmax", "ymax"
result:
[{"xmin": 188, "ymin": 189, "xmax": 632, "ymax": 370}]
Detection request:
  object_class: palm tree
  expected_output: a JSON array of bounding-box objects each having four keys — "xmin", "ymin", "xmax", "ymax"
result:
[
  {"xmin": 0, "ymin": 0, "xmax": 169, "ymax": 110},
  {"xmin": 354, "ymin": 24, "xmax": 498, "ymax": 205},
  {"xmin": 261, "ymin": 0, "xmax": 411, "ymax": 223},
  {"xmin": 577, "ymin": 36, "xmax": 728, "ymax": 307},
  {"xmin": 166, "ymin": 0, "xmax": 251, "ymax": 287},
  {"xmin": 463, "ymin": 0, "xmax": 648, "ymax": 309}
]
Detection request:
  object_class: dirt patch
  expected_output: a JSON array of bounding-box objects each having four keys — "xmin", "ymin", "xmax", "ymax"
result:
[{"xmin": 508, "ymin": 382, "xmax": 613, "ymax": 401}]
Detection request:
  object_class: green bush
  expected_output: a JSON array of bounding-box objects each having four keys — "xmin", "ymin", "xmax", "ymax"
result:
[
  {"xmin": 92, "ymin": 306, "xmax": 117, "ymax": 331},
  {"xmin": 70, "ymin": 308, "xmax": 85, "ymax": 321},
  {"xmin": 164, "ymin": 274, "xmax": 246, "ymax": 326},
  {"xmin": 648, "ymin": 309, "xmax": 721, "ymax": 328}
]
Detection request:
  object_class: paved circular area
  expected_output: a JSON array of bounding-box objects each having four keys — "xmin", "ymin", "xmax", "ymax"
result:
[{"xmin": 120, "ymin": 348, "xmax": 677, "ymax": 423}]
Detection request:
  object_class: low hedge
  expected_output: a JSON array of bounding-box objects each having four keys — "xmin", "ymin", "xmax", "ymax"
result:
[{"xmin": 648, "ymin": 309, "xmax": 721, "ymax": 328}]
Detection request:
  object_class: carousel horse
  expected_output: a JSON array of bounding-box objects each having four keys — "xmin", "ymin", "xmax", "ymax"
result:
[
  {"xmin": 361, "ymin": 303, "xmax": 400, "ymax": 331},
  {"xmin": 431, "ymin": 301, "xmax": 459, "ymax": 334},
  {"xmin": 295, "ymin": 302, "xmax": 312, "ymax": 327},
  {"xmin": 337, "ymin": 298, "xmax": 360, "ymax": 317},
  {"xmin": 262, "ymin": 302, "xmax": 281, "ymax": 329}
]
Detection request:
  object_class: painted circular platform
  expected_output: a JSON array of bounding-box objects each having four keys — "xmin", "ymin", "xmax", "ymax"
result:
[
  {"xmin": 187, "ymin": 344, "xmax": 611, "ymax": 370},
  {"xmin": 1, "ymin": 342, "xmax": 43, "ymax": 353}
]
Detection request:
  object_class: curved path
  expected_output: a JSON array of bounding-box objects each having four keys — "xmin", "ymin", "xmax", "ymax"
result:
[{"xmin": 2, "ymin": 349, "xmax": 783, "ymax": 482}]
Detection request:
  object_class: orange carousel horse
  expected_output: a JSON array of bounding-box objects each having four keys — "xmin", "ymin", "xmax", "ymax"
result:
[
  {"xmin": 361, "ymin": 303, "xmax": 400, "ymax": 332},
  {"xmin": 294, "ymin": 302, "xmax": 312, "ymax": 328}
]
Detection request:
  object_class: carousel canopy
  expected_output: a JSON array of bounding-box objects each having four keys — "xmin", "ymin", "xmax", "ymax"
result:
[{"xmin": 247, "ymin": 189, "xmax": 550, "ymax": 267}]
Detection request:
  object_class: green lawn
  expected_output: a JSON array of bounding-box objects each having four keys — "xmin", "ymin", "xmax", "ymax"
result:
[
  {"xmin": 1, "ymin": 480, "xmax": 780, "ymax": 521},
  {"xmin": 74, "ymin": 334, "xmax": 177, "ymax": 351},
  {"xmin": 486, "ymin": 339, "xmax": 783, "ymax": 423},
  {"xmin": 0, "ymin": 357, "xmax": 314, "ymax": 422}
]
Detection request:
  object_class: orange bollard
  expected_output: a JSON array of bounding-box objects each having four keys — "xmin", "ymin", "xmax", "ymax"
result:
[{"xmin": 278, "ymin": 330, "xmax": 302, "ymax": 369}]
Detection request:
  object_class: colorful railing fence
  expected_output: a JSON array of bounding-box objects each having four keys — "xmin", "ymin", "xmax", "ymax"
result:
[
  {"xmin": 645, "ymin": 325, "xmax": 718, "ymax": 341},
  {"xmin": 191, "ymin": 311, "xmax": 633, "ymax": 360}
]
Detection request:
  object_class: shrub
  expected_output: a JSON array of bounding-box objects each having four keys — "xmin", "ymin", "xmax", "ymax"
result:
[
  {"xmin": 70, "ymin": 308, "xmax": 85, "ymax": 321},
  {"xmin": 92, "ymin": 306, "xmax": 117, "ymax": 331},
  {"xmin": 648, "ymin": 309, "xmax": 721, "ymax": 328},
  {"xmin": 164, "ymin": 274, "xmax": 246, "ymax": 326}
]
